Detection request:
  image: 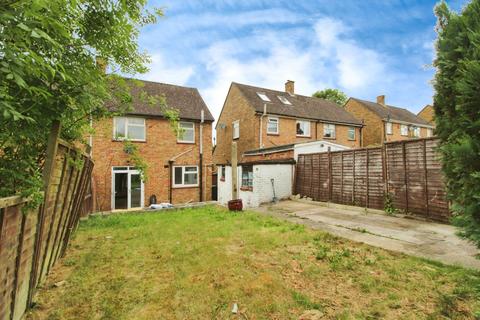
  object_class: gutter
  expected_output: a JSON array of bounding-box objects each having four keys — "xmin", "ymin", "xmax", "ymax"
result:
[{"xmin": 382, "ymin": 118, "xmax": 434, "ymax": 129}]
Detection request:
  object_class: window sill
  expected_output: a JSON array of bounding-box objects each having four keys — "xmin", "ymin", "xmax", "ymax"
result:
[
  {"xmin": 323, "ymin": 136, "xmax": 336, "ymax": 140},
  {"xmin": 112, "ymin": 139, "xmax": 146, "ymax": 143},
  {"xmin": 172, "ymin": 185, "xmax": 199, "ymax": 189},
  {"xmin": 233, "ymin": 137, "xmax": 239, "ymax": 140},
  {"xmin": 296, "ymin": 135, "xmax": 311, "ymax": 138},
  {"xmin": 177, "ymin": 141, "xmax": 196, "ymax": 144},
  {"xmin": 348, "ymin": 139, "xmax": 356, "ymax": 141},
  {"xmin": 240, "ymin": 186, "xmax": 253, "ymax": 191},
  {"xmin": 267, "ymin": 132, "xmax": 279, "ymax": 136}
]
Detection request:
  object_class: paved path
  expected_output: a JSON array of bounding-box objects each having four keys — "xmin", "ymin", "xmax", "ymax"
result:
[{"xmin": 254, "ymin": 200, "xmax": 480, "ymax": 270}]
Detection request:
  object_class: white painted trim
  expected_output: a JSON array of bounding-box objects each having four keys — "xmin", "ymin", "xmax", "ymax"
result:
[
  {"xmin": 111, "ymin": 166, "xmax": 144, "ymax": 210},
  {"xmin": 113, "ymin": 116, "xmax": 146, "ymax": 142},
  {"xmin": 232, "ymin": 120, "xmax": 240, "ymax": 139},
  {"xmin": 172, "ymin": 165, "xmax": 199, "ymax": 188},
  {"xmin": 177, "ymin": 121, "xmax": 195, "ymax": 143},
  {"xmin": 296, "ymin": 120, "xmax": 311, "ymax": 137},
  {"xmin": 266, "ymin": 116, "xmax": 279, "ymax": 134}
]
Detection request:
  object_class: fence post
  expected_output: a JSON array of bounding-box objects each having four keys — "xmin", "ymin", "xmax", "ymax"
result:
[
  {"xmin": 328, "ymin": 147, "xmax": 332, "ymax": 201},
  {"xmin": 352, "ymin": 150, "xmax": 356, "ymax": 204},
  {"xmin": 382, "ymin": 143, "xmax": 389, "ymax": 197},
  {"xmin": 423, "ymin": 139, "xmax": 430, "ymax": 218},
  {"xmin": 402, "ymin": 141, "xmax": 409, "ymax": 213},
  {"xmin": 28, "ymin": 120, "xmax": 61, "ymax": 307},
  {"xmin": 11, "ymin": 211, "xmax": 27, "ymax": 320},
  {"xmin": 366, "ymin": 148, "xmax": 369, "ymax": 208},
  {"xmin": 340, "ymin": 152, "xmax": 344, "ymax": 203}
]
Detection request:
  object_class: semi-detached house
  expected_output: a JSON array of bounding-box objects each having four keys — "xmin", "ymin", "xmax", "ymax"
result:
[
  {"xmin": 91, "ymin": 79, "xmax": 214, "ymax": 212},
  {"xmin": 345, "ymin": 95, "xmax": 435, "ymax": 147},
  {"xmin": 213, "ymin": 80, "xmax": 364, "ymax": 165}
]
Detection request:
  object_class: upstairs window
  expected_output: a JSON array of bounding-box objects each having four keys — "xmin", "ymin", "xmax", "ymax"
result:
[
  {"xmin": 323, "ymin": 123, "xmax": 336, "ymax": 138},
  {"xmin": 241, "ymin": 165, "xmax": 253, "ymax": 190},
  {"xmin": 267, "ymin": 117, "xmax": 279, "ymax": 134},
  {"xmin": 296, "ymin": 120, "xmax": 310, "ymax": 137},
  {"xmin": 114, "ymin": 117, "xmax": 145, "ymax": 141},
  {"xmin": 256, "ymin": 92, "xmax": 271, "ymax": 102},
  {"xmin": 277, "ymin": 96, "xmax": 292, "ymax": 105},
  {"xmin": 400, "ymin": 124, "xmax": 408, "ymax": 136},
  {"xmin": 173, "ymin": 166, "xmax": 198, "ymax": 187},
  {"xmin": 177, "ymin": 122, "xmax": 195, "ymax": 143},
  {"xmin": 385, "ymin": 122, "xmax": 393, "ymax": 135},
  {"xmin": 348, "ymin": 127, "xmax": 355, "ymax": 140},
  {"xmin": 232, "ymin": 120, "xmax": 240, "ymax": 139}
]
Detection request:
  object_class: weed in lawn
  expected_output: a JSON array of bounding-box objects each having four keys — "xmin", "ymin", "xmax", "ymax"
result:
[{"xmin": 292, "ymin": 291, "xmax": 323, "ymax": 311}]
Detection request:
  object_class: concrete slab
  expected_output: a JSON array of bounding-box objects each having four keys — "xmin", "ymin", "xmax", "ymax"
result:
[{"xmin": 254, "ymin": 200, "xmax": 480, "ymax": 270}]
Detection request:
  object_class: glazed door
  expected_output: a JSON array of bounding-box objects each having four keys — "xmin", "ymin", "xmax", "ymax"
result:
[{"xmin": 112, "ymin": 167, "xmax": 144, "ymax": 210}]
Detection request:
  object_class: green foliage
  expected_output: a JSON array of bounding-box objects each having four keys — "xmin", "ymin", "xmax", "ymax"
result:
[
  {"xmin": 312, "ymin": 88, "xmax": 348, "ymax": 106},
  {"xmin": 0, "ymin": 0, "xmax": 166, "ymax": 205},
  {"xmin": 433, "ymin": 0, "xmax": 480, "ymax": 248},
  {"xmin": 123, "ymin": 140, "xmax": 148, "ymax": 182},
  {"xmin": 384, "ymin": 192, "xmax": 396, "ymax": 215}
]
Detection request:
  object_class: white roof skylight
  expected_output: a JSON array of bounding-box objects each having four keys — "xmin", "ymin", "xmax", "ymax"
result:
[
  {"xmin": 277, "ymin": 96, "xmax": 292, "ymax": 105},
  {"xmin": 256, "ymin": 92, "xmax": 271, "ymax": 102}
]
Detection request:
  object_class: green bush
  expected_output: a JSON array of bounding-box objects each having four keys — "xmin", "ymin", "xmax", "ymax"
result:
[{"xmin": 433, "ymin": 0, "xmax": 480, "ymax": 248}]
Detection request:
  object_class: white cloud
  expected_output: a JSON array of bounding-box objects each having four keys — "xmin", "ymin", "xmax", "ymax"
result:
[
  {"xmin": 196, "ymin": 17, "xmax": 389, "ymax": 129},
  {"xmin": 139, "ymin": 53, "xmax": 194, "ymax": 85}
]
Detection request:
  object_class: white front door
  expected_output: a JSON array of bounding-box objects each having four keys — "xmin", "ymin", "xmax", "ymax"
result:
[{"xmin": 112, "ymin": 167, "xmax": 144, "ymax": 210}]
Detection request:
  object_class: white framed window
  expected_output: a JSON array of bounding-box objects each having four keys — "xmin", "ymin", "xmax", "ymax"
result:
[
  {"xmin": 385, "ymin": 122, "xmax": 393, "ymax": 135},
  {"xmin": 267, "ymin": 117, "xmax": 279, "ymax": 134},
  {"xmin": 400, "ymin": 124, "xmax": 408, "ymax": 136},
  {"xmin": 113, "ymin": 117, "xmax": 146, "ymax": 141},
  {"xmin": 427, "ymin": 128, "xmax": 433, "ymax": 137},
  {"xmin": 256, "ymin": 92, "xmax": 271, "ymax": 102},
  {"xmin": 296, "ymin": 120, "xmax": 310, "ymax": 137},
  {"xmin": 412, "ymin": 126, "xmax": 420, "ymax": 138},
  {"xmin": 241, "ymin": 165, "xmax": 253, "ymax": 189},
  {"xmin": 277, "ymin": 96, "xmax": 292, "ymax": 105},
  {"xmin": 323, "ymin": 123, "xmax": 336, "ymax": 138},
  {"xmin": 220, "ymin": 166, "xmax": 226, "ymax": 181},
  {"xmin": 232, "ymin": 120, "xmax": 240, "ymax": 139},
  {"xmin": 348, "ymin": 127, "xmax": 355, "ymax": 140},
  {"xmin": 173, "ymin": 166, "xmax": 198, "ymax": 188},
  {"xmin": 177, "ymin": 122, "xmax": 195, "ymax": 143}
]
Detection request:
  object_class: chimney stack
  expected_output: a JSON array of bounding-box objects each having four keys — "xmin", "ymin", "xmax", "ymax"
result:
[
  {"xmin": 377, "ymin": 95, "xmax": 386, "ymax": 106},
  {"xmin": 285, "ymin": 80, "xmax": 295, "ymax": 95}
]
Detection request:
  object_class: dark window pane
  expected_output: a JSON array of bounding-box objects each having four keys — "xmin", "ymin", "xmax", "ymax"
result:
[{"xmin": 174, "ymin": 167, "xmax": 183, "ymax": 185}]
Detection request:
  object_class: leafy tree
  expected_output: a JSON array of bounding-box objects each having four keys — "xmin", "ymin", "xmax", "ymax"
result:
[
  {"xmin": 312, "ymin": 88, "xmax": 348, "ymax": 106},
  {"xmin": 433, "ymin": 0, "xmax": 480, "ymax": 248},
  {"xmin": 0, "ymin": 0, "xmax": 172, "ymax": 206}
]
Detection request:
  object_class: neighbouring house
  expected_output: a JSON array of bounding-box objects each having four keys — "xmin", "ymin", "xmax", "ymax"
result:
[
  {"xmin": 91, "ymin": 79, "xmax": 214, "ymax": 211},
  {"xmin": 213, "ymin": 81, "xmax": 364, "ymax": 165},
  {"xmin": 344, "ymin": 95, "xmax": 435, "ymax": 147},
  {"xmin": 417, "ymin": 104, "xmax": 435, "ymax": 124}
]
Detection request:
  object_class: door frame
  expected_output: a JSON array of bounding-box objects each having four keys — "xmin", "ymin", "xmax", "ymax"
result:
[{"xmin": 111, "ymin": 166, "xmax": 145, "ymax": 210}]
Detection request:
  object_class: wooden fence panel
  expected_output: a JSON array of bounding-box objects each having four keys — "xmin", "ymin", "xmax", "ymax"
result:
[
  {"xmin": 0, "ymin": 122, "xmax": 94, "ymax": 320},
  {"xmin": 294, "ymin": 138, "xmax": 450, "ymax": 222}
]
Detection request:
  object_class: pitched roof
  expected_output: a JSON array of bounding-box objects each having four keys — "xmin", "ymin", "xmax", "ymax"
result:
[
  {"xmin": 233, "ymin": 82, "xmax": 363, "ymax": 126},
  {"xmin": 109, "ymin": 79, "xmax": 214, "ymax": 122},
  {"xmin": 350, "ymin": 98, "xmax": 431, "ymax": 126}
]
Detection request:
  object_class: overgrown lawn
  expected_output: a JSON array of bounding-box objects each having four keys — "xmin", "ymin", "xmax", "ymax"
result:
[{"xmin": 28, "ymin": 206, "xmax": 480, "ymax": 319}]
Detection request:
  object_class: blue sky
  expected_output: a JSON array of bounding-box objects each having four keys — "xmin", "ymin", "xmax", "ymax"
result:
[{"xmin": 136, "ymin": 0, "xmax": 467, "ymax": 124}]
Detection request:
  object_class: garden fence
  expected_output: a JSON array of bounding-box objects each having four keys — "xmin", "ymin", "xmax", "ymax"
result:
[
  {"xmin": 0, "ymin": 121, "xmax": 94, "ymax": 320},
  {"xmin": 295, "ymin": 138, "xmax": 450, "ymax": 222}
]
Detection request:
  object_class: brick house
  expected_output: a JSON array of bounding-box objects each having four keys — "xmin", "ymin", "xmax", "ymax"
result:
[
  {"xmin": 417, "ymin": 104, "xmax": 435, "ymax": 124},
  {"xmin": 344, "ymin": 95, "xmax": 435, "ymax": 147},
  {"xmin": 213, "ymin": 81, "xmax": 363, "ymax": 165},
  {"xmin": 91, "ymin": 79, "xmax": 214, "ymax": 211}
]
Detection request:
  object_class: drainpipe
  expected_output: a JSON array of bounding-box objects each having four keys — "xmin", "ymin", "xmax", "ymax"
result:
[
  {"xmin": 168, "ymin": 160, "xmax": 174, "ymax": 203},
  {"xmin": 259, "ymin": 103, "xmax": 267, "ymax": 148},
  {"xmin": 199, "ymin": 110, "xmax": 204, "ymax": 202}
]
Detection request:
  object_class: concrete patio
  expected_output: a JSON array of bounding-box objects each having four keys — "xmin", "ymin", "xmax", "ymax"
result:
[{"xmin": 255, "ymin": 200, "xmax": 480, "ymax": 270}]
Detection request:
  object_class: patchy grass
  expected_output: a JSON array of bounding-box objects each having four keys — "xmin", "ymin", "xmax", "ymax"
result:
[{"xmin": 28, "ymin": 206, "xmax": 480, "ymax": 319}]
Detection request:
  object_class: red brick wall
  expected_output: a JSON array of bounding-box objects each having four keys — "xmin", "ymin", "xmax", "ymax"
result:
[
  {"xmin": 241, "ymin": 149, "xmax": 294, "ymax": 162},
  {"xmin": 92, "ymin": 116, "xmax": 213, "ymax": 211}
]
